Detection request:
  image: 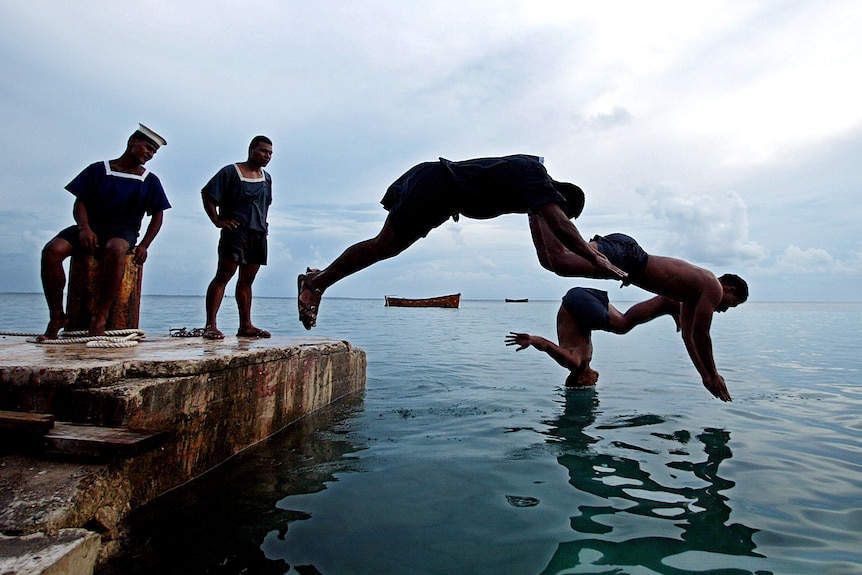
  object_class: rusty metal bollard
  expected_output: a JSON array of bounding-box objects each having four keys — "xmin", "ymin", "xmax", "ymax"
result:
[{"xmin": 65, "ymin": 253, "xmax": 142, "ymax": 332}]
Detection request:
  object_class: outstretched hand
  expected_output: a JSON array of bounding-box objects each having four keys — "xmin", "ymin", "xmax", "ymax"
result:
[
  {"xmin": 593, "ymin": 249, "xmax": 628, "ymax": 282},
  {"xmin": 505, "ymin": 332, "xmax": 532, "ymax": 351},
  {"xmin": 703, "ymin": 374, "xmax": 732, "ymax": 402}
]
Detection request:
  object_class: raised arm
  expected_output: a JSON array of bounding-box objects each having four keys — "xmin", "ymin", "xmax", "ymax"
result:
[
  {"xmin": 678, "ymin": 290, "xmax": 731, "ymax": 401},
  {"xmin": 531, "ymin": 204, "xmax": 626, "ymax": 280},
  {"xmin": 506, "ymin": 332, "xmax": 586, "ymax": 371}
]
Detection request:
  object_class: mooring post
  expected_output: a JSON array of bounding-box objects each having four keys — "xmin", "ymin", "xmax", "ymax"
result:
[{"xmin": 65, "ymin": 253, "xmax": 143, "ymax": 332}]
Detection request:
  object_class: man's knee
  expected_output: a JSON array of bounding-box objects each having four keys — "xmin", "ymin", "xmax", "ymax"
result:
[
  {"xmin": 375, "ymin": 221, "xmax": 415, "ymax": 259},
  {"xmin": 103, "ymin": 238, "xmax": 131, "ymax": 260},
  {"xmin": 214, "ymin": 259, "xmax": 240, "ymax": 283},
  {"xmin": 42, "ymin": 238, "xmax": 72, "ymax": 264},
  {"xmin": 607, "ymin": 306, "xmax": 633, "ymax": 334}
]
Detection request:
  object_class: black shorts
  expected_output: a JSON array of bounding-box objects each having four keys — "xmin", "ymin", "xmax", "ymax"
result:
[
  {"xmin": 55, "ymin": 224, "xmax": 137, "ymax": 249},
  {"xmin": 593, "ymin": 233, "xmax": 649, "ymax": 279},
  {"xmin": 562, "ymin": 287, "xmax": 610, "ymax": 330},
  {"xmin": 218, "ymin": 228, "xmax": 268, "ymax": 265},
  {"xmin": 380, "ymin": 162, "xmax": 455, "ymax": 244}
]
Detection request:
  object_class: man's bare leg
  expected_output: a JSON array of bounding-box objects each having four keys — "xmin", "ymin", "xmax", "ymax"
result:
[
  {"xmin": 89, "ymin": 238, "xmax": 130, "ymax": 336},
  {"xmin": 204, "ymin": 259, "xmax": 239, "ymax": 339},
  {"xmin": 608, "ymin": 296, "xmax": 680, "ymax": 334},
  {"xmin": 40, "ymin": 238, "xmax": 73, "ymax": 339},
  {"xmin": 236, "ymin": 264, "xmax": 270, "ymax": 337},
  {"xmin": 299, "ymin": 218, "xmax": 413, "ymax": 328}
]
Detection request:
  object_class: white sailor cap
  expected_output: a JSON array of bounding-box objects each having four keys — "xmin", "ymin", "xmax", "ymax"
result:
[{"xmin": 134, "ymin": 123, "xmax": 167, "ymax": 147}]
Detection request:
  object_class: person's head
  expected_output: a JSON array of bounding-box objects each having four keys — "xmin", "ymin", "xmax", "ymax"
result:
[
  {"xmin": 248, "ymin": 135, "xmax": 273, "ymax": 167},
  {"xmin": 553, "ymin": 181, "xmax": 585, "ymax": 219},
  {"xmin": 717, "ymin": 273, "xmax": 749, "ymax": 312},
  {"xmin": 128, "ymin": 124, "xmax": 166, "ymax": 165},
  {"xmin": 565, "ymin": 365, "xmax": 599, "ymax": 388}
]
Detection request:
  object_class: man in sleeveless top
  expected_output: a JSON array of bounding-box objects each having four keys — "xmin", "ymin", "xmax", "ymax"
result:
[{"xmin": 202, "ymin": 136, "xmax": 274, "ymax": 339}]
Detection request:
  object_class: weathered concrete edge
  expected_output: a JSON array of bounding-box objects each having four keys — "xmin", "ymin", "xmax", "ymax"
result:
[
  {"xmin": 0, "ymin": 528, "xmax": 100, "ymax": 575},
  {"xmin": 1, "ymin": 339, "xmax": 366, "ymax": 565}
]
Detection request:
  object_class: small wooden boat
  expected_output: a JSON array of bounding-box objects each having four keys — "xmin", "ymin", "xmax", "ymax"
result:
[
  {"xmin": 384, "ymin": 293, "xmax": 461, "ymax": 308},
  {"xmin": 505, "ymin": 298, "xmax": 528, "ymax": 303}
]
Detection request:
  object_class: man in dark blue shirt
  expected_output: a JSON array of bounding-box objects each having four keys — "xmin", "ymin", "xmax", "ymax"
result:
[{"xmin": 40, "ymin": 124, "xmax": 170, "ymax": 339}]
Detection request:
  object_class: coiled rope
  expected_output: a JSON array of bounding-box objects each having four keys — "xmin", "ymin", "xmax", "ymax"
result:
[{"xmin": 0, "ymin": 329, "xmax": 146, "ymax": 348}]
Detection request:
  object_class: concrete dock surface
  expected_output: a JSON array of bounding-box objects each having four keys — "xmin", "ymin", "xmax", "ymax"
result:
[{"xmin": 0, "ymin": 333, "xmax": 367, "ymax": 573}]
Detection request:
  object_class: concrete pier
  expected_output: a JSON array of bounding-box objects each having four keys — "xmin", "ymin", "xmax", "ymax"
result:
[{"xmin": 0, "ymin": 334, "xmax": 366, "ymax": 571}]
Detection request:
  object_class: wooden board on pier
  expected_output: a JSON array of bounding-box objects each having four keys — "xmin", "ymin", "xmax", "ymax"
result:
[
  {"xmin": 0, "ymin": 410, "xmax": 55, "ymax": 433},
  {"xmin": 44, "ymin": 423, "xmax": 166, "ymax": 459}
]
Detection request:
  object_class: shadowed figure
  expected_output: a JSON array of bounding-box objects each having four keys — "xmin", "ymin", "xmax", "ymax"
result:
[
  {"xmin": 508, "ymin": 278, "xmax": 746, "ymax": 401},
  {"xmin": 524, "ymin": 229, "xmax": 749, "ymax": 401},
  {"xmin": 297, "ymin": 154, "xmax": 627, "ymax": 330}
]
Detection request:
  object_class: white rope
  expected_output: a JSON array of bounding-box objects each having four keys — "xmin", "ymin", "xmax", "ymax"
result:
[
  {"xmin": 20, "ymin": 329, "xmax": 147, "ymax": 348},
  {"xmin": 62, "ymin": 328, "xmax": 143, "ymax": 338}
]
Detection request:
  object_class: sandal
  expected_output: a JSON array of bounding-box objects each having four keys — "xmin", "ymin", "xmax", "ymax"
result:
[
  {"xmin": 202, "ymin": 326, "xmax": 225, "ymax": 340},
  {"xmin": 237, "ymin": 328, "xmax": 271, "ymax": 338},
  {"xmin": 297, "ymin": 268, "xmax": 322, "ymax": 330}
]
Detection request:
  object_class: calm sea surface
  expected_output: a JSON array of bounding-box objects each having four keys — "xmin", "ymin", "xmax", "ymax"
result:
[{"xmin": 2, "ymin": 294, "xmax": 861, "ymax": 574}]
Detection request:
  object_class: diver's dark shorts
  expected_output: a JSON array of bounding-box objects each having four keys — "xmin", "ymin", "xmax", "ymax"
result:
[
  {"xmin": 218, "ymin": 228, "xmax": 268, "ymax": 266},
  {"xmin": 592, "ymin": 233, "xmax": 649, "ymax": 278},
  {"xmin": 380, "ymin": 162, "xmax": 455, "ymax": 244},
  {"xmin": 55, "ymin": 224, "xmax": 137, "ymax": 249},
  {"xmin": 562, "ymin": 287, "xmax": 610, "ymax": 330}
]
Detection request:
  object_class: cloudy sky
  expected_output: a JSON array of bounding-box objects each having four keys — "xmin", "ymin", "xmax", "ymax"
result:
[{"xmin": 1, "ymin": 1, "xmax": 860, "ymax": 303}]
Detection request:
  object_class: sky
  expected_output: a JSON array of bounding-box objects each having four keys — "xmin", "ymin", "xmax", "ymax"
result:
[{"xmin": 1, "ymin": 0, "xmax": 861, "ymax": 304}]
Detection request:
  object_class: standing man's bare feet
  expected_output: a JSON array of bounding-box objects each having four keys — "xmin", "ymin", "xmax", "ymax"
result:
[
  {"xmin": 89, "ymin": 315, "xmax": 108, "ymax": 337},
  {"xmin": 236, "ymin": 326, "xmax": 271, "ymax": 338},
  {"xmin": 38, "ymin": 315, "xmax": 67, "ymax": 341}
]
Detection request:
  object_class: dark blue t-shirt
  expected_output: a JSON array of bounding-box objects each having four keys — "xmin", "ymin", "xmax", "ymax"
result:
[
  {"xmin": 202, "ymin": 164, "xmax": 272, "ymax": 232},
  {"xmin": 65, "ymin": 161, "xmax": 171, "ymax": 234}
]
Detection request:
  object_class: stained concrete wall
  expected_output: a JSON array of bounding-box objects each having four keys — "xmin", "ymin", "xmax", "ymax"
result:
[{"xmin": 0, "ymin": 335, "xmax": 366, "ymax": 564}]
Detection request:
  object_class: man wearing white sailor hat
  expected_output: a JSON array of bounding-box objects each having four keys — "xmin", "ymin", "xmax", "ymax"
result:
[{"xmin": 39, "ymin": 124, "xmax": 171, "ymax": 339}]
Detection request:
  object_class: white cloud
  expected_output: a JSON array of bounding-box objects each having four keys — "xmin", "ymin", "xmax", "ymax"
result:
[
  {"xmin": 637, "ymin": 185, "xmax": 767, "ymax": 265},
  {"xmin": 771, "ymin": 245, "xmax": 855, "ymax": 274}
]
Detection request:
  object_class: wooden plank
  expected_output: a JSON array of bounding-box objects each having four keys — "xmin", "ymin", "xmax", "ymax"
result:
[
  {"xmin": 44, "ymin": 422, "xmax": 166, "ymax": 459},
  {"xmin": 0, "ymin": 410, "xmax": 55, "ymax": 433}
]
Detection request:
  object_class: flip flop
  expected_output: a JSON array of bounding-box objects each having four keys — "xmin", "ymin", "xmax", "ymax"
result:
[
  {"xmin": 202, "ymin": 326, "xmax": 225, "ymax": 340},
  {"xmin": 297, "ymin": 270, "xmax": 322, "ymax": 330},
  {"xmin": 237, "ymin": 328, "xmax": 271, "ymax": 338}
]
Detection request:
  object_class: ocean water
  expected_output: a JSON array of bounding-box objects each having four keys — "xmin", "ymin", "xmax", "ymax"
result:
[{"xmin": 2, "ymin": 294, "xmax": 861, "ymax": 574}]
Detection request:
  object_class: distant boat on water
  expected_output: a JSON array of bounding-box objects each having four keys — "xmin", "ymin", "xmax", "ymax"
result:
[
  {"xmin": 505, "ymin": 298, "xmax": 528, "ymax": 303},
  {"xmin": 384, "ymin": 293, "xmax": 461, "ymax": 308}
]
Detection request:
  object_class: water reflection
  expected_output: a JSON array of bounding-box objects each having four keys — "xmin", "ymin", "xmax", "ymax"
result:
[
  {"xmin": 97, "ymin": 396, "xmax": 366, "ymax": 575},
  {"xmin": 540, "ymin": 389, "xmax": 765, "ymax": 575}
]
